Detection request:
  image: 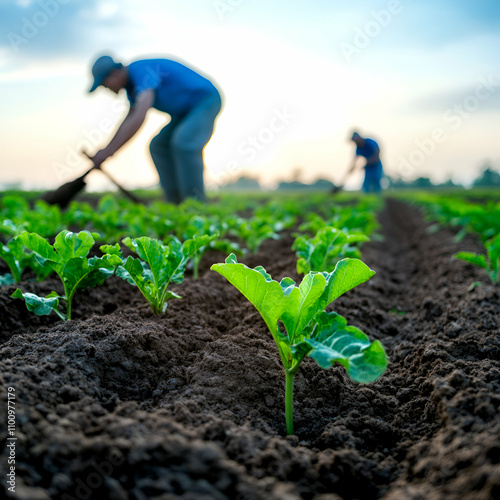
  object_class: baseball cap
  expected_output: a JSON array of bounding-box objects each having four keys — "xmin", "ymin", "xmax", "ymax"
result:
[{"xmin": 89, "ymin": 55, "xmax": 123, "ymax": 93}]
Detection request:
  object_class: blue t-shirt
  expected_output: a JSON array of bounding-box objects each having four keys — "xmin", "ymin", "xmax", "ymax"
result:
[
  {"xmin": 356, "ymin": 138, "xmax": 380, "ymax": 166},
  {"xmin": 125, "ymin": 58, "xmax": 219, "ymax": 116}
]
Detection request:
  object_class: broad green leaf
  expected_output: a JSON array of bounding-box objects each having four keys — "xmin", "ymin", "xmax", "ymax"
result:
[
  {"xmin": 116, "ymin": 256, "xmax": 156, "ymax": 304},
  {"xmin": 454, "ymin": 252, "xmax": 488, "ymax": 269},
  {"xmin": 181, "ymin": 233, "xmax": 218, "ymax": 280},
  {"xmin": 163, "ymin": 290, "xmax": 182, "ymax": 302},
  {"xmin": 164, "ymin": 237, "xmax": 185, "ymax": 284},
  {"xmin": 211, "ymin": 254, "xmax": 290, "ymax": 339},
  {"xmin": 99, "ymin": 252, "xmax": 124, "ymax": 268},
  {"xmin": 16, "ymin": 232, "xmax": 60, "ymax": 266},
  {"xmin": 63, "ymin": 256, "xmax": 117, "ymax": 295},
  {"xmin": 321, "ymin": 258, "xmax": 376, "ymax": 308},
  {"xmin": 346, "ymin": 234, "xmax": 371, "ymax": 245},
  {"xmin": 54, "ymin": 230, "xmax": 95, "ymax": 260},
  {"xmin": 281, "ymin": 272, "xmax": 327, "ymax": 343},
  {"xmin": 225, "ymin": 253, "xmax": 238, "ymax": 264},
  {"xmin": 296, "ymin": 311, "xmax": 388, "ymax": 383},
  {"xmin": 28, "ymin": 257, "xmax": 54, "ymax": 281},
  {"xmin": 0, "ymin": 219, "xmax": 27, "ymax": 237},
  {"xmin": 61, "ymin": 257, "xmax": 88, "ymax": 295},
  {"xmin": 123, "ymin": 236, "xmax": 167, "ymax": 288},
  {"xmin": 181, "ymin": 234, "xmax": 217, "ymax": 256},
  {"xmin": 0, "ymin": 239, "xmax": 27, "ymax": 282},
  {"xmin": 11, "ymin": 289, "xmax": 65, "ymax": 320}
]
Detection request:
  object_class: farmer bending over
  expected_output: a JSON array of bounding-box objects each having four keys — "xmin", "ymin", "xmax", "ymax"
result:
[
  {"xmin": 88, "ymin": 54, "xmax": 222, "ymax": 204},
  {"xmin": 348, "ymin": 131, "xmax": 384, "ymax": 193}
]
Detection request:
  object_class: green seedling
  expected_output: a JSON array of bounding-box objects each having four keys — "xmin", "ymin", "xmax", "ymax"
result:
[
  {"xmin": 0, "ymin": 237, "xmax": 53, "ymax": 283},
  {"xmin": 0, "ymin": 238, "xmax": 33, "ymax": 283},
  {"xmin": 211, "ymin": 254, "xmax": 388, "ymax": 435},
  {"xmin": 454, "ymin": 234, "xmax": 500, "ymax": 283},
  {"xmin": 299, "ymin": 206, "xmax": 379, "ymax": 236},
  {"xmin": 12, "ymin": 230, "xmax": 121, "ymax": 320},
  {"xmin": 389, "ymin": 308, "xmax": 406, "ymax": 315},
  {"xmin": 293, "ymin": 227, "xmax": 370, "ymax": 274},
  {"xmin": 231, "ymin": 217, "xmax": 281, "ymax": 254},
  {"xmin": 113, "ymin": 235, "xmax": 213, "ymax": 314},
  {"xmin": 0, "ymin": 219, "xmax": 28, "ymax": 238},
  {"xmin": 179, "ymin": 215, "xmax": 242, "ymax": 279}
]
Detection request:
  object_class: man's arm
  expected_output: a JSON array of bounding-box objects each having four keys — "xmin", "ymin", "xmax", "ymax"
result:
[
  {"xmin": 92, "ymin": 89, "xmax": 155, "ymax": 167},
  {"xmin": 348, "ymin": 155, "xmax": 359, "ymax": 173}
]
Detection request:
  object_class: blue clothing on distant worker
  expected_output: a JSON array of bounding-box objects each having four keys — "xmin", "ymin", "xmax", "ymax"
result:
[
  {"xmin": 355, "ymin": 138, "xmax": 378, "ymax": 161},
  {"xmin": 125, "ymin": 58, "xmax": 222, "ymax": 204},
  {"xmin": 149, "ymin": 93, "xmax": 222, "ymax": 204},
  {"xmin": 125, "ymin": 59, "xmax": 219, "ymax": 117},
  {"xmin": 363, "ymin": 162, "xmax": 383, "ymax": 193},
  {"xmin": 356, "ymin": 138, "xmax": 383, "ymax": 193}
]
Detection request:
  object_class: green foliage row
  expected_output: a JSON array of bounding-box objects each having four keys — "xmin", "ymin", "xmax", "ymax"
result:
[
  {"xmin": 291, "ymin": 196, "xmax": 380, "ymax": 274},
  {"xmin": 3, "ymin": 191, "xmax": 386, "ymax": 435},
  {"xmin": 0, "ymin": 193, "xmax": 379, "ymax": 280},
  {"xmin": 403, "ymin": 192, "xmax": 500, "ymax": 284}
]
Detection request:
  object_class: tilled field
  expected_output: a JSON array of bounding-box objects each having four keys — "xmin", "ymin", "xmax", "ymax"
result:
[{"xmin": 0, "ymin": 198, "xmax": 499, "ymax": 500}]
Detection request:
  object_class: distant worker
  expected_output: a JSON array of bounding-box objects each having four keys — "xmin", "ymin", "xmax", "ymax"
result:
[
  {"xmin": 347, "ymin": 131, "xmax": 384, "ymax": 193},
  {"xmin": 88, "ymin": 54, "xmax": 222, "ymax": 204}
]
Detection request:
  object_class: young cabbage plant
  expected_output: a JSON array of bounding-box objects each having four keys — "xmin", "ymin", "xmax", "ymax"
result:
[
  {"xmin": 0, "ymin": 237, "xmax": 54, "ymax": 283},
  {"xmin": 231, "ymin": 217, "xmax": 281, "ymax": 254},
  {"xmin": 211, "ymin": 254, "xmax": 388, "ymax": 435},
  {"xmin": 298, "ymin": 205, "xmax": 379, "ymax": 237},
  {"xmin": 0, "ymin": 196, "xmax": 30, "ymax": 228},
  {"xmin": 293, "ymin": 227, "xmax": 370, "ymax": 274},
  {"xmin": 178, "ymin": 216, "xmax": 243, "ymax": 279},
  {"xmin": 12, "ymin": 231, "xmax": 121, "ymax": 320},
  {"xmin": 0, "ymin": 219, "xmax": 28, "ymax": 238},
  {"xmin": 454, "ymin": 233, "xmax": 500, "ymax": 284},
  {"xmin": 0, "ymin": 238, "xmax": 34, "ymax": 283},
  {"xmin": 113, "ymin": 234, "xmax": 213, "ymax": 314}
]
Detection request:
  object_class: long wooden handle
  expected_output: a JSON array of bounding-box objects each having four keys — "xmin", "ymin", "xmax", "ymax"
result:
[
  {"xmin": 78, "ymin": 166, "xmax": 96, "ymax": 181},
  {"xmin": 81, "ymin": 151, "xmax": 141, "ymax": 204},
  {"xmin": 338, "ymin": 165, "xmax": 356, "ymax": 188}
]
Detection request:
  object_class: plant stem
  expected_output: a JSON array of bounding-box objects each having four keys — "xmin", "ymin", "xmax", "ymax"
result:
[
  {"xmin": 193, "ymin": 254, "xmax": 200, "ymax": 280},
  {"xmin": 66, "ymin": 298, "xmax": 71, "ymax": 321},
  {"xmin": 64, "ymin": 283, "xmax": 72, "ymax": 321},
  {"xmin": 285, "ymin": 369, "xmax": 295, "ymax": 435}
]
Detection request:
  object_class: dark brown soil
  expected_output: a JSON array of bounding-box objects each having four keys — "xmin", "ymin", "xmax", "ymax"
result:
[{"xmin": 1, "ymin": 199, "xmax": 499, "ymax": 500}]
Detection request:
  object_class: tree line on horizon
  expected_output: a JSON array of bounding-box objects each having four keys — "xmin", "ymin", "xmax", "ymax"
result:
[{"xmin": 220, "ymin": 162, "xmax": 500, "ymax": 191}]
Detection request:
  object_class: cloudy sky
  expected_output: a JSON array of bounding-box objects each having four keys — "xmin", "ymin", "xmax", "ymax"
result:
[{"xmin": 1, "ymin": 0, "xmax": 499, "ymax": 191}]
